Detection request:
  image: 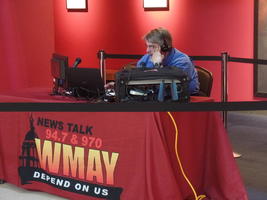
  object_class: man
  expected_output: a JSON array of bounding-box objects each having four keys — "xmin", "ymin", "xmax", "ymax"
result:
[{"xmin": 137, "ymin": 27, "xmax": 199, "ymax": 95}]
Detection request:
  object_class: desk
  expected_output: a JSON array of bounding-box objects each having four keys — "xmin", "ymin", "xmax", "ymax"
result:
[{"xmin": 0, "ymin": 89, "xmax": 248, "ymax": 200}]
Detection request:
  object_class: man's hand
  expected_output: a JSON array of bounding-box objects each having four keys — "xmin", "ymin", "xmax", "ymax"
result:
[
  {"xmin": 104, "ymin": 81, "xmax": 115, "ymax": 90},
  {"xmin": 151, "ymin": 46, "xmax": 164, "ymax": 65}
]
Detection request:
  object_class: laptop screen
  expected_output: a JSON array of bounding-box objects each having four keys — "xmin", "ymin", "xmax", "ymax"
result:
[{"xmin": 68, "ymin": 68, "xmax": 104, "ymax": 97}]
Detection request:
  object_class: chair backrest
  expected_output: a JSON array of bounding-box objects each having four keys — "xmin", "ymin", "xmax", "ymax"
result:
[
  {"xmin": 122, "ymin": 62, "xmax": 137, "ymax": 69},
  {"xmin": 195, "ymin": 65, "xmax": 213, "ymax": 97}
]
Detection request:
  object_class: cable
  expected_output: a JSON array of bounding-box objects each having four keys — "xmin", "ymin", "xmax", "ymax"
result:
[{"xmin": 167, "ymin": 112, "xmax": 206, "ymax": 200}]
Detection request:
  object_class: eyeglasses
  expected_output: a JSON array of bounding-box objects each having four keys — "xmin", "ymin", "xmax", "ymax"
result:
[{"xmin": 146, "ymin": 44, "xmax": 157, "ymax": 49}]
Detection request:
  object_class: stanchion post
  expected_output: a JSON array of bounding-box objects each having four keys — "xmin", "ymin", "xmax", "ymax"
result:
[
  {"xmin": 98, "ymin": 50, "xmax": 106, "ymax": 85},
  {"xmin": 221, "ymin": 52, "xmax": 229, "ymax": 129},
  {"xmin": 221, "ymin": 52, "xmax": 242, "ymax": 158}
]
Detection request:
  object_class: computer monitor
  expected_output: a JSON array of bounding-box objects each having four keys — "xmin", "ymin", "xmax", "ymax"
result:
[
  {"xmin": 50, "ymin": 53, "xmax": 69, "ymax": 94},
  {"xmin": 68, "ymin": 68, "xmax": 104, "ymax": 98},
  {"xmin": 50, "ymin": 54, "xmax": 104, "ymax": 99}
]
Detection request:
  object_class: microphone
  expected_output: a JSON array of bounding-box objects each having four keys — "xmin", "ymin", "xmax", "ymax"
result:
[
  {"xmin": 72, "ymin": 57, "xmax": 82, "ymax": 68},
  {"xmin": 139, "ymin": 62, "xmax": 146, "ymax": 70},
  {"xmin": 140, "ymin": 62, "xmax": 146, "ymax": 67}
]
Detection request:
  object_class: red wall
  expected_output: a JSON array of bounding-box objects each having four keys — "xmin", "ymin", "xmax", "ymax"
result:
[
  {"xmin": 53, "ymin": 0, "xmax": 255, "ymax": 101},
  {"xmin": 0, "ymin": 0, "xmax": 55, "ymax": 92},
  {"xmin": 0, "ymin": 0, "xmax": 258, "ymax": 101}
]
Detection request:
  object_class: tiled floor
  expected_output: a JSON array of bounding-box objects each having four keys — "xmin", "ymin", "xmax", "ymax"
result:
[{"xmin": 0, "ymin": 183, "xmax": 66, "ymax": 200}]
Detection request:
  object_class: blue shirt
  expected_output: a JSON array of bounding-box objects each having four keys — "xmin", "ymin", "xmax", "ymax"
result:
[{"xmin": 137, "ymin": 48, "xmax": 199, "ymax": 94}]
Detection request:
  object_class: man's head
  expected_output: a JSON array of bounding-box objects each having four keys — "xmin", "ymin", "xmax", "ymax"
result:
[{"xmin": 144, "ymin": 27, "xmax": 172, "ymax": 55}]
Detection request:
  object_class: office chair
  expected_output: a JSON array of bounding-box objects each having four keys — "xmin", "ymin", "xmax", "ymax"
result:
[
  {"xmin": 195, "ymin": 65, "xmax": 213, "ymax": 97},
  {"xmin": 122, "ymin": 62, "xmax": 137, "ymax": 69}
]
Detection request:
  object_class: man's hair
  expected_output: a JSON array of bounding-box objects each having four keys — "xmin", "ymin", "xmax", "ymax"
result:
[{"xmin": 143, "ymin": 27, "xmax": 172, "ymax": 51}]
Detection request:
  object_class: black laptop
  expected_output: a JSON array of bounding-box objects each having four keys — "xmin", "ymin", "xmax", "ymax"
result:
[{"xmin": 68, "ymin": 68, "xmax": 104, "ymax": 98}]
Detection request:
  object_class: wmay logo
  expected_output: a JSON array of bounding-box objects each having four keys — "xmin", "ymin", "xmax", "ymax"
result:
[
  {"xmin": 18, "ymin": 114, "xmax": 123, "ymax": 200},
  {"xmin": 18, "ymin": 114, "xmax": 40, "ymax": 184}
]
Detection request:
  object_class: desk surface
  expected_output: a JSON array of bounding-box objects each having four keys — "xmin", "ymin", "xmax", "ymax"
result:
[
  {"xmin": 0, "ymin": 88, "xmax": 83, "ymax": 103},
  {"xmin": 0, "ymin": 87, "xmax": 212, "ymax": 103}
]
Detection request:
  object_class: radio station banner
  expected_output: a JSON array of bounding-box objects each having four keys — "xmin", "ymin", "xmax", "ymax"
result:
[
  {"xmin": 0, "ymin": 111, "xmax": 247, "ymax": 200},
  {"xmin": 18, "ymin": 114, "xmax": 123, "ymax": 200}
]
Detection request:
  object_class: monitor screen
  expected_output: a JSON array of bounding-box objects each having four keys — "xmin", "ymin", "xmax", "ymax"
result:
[
  {"xmin": 50, "ymin": 53, "xmax": 69, "ymax": 94},
  {"xmin": 51, "ymin": 53, "xmax": 69, "ymax": 90},
  {"xmin": 51, "ymin": 54, "xmax": 68, "ymax": 81}
]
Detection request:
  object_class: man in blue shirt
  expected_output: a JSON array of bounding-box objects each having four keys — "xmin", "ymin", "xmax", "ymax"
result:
[{"xmin": 137, "ymin": 28, "xmax": 199, "ymax": 95}]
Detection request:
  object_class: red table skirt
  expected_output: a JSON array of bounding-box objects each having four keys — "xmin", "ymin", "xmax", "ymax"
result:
[{"xmin": 0, "ymin": 111, "xmax": 247, "ymax": 200}]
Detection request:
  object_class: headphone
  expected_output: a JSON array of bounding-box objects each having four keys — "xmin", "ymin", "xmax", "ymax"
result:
[
  {"xmin": 161, "ymin": 39, "xmax": 170, "ymax": 52},
  {"xmin": 155, "ymin": 28, "xmax": 171, "ymax": 52}
]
